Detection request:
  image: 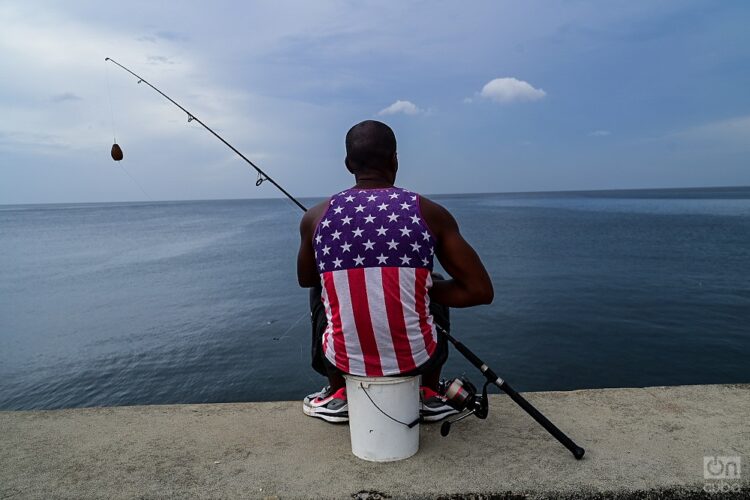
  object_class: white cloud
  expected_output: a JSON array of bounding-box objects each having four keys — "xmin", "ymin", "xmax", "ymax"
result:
[
  {"xmin": 589, "ymin": 130, "xmax": 611, "ymax": 137},
  {"xmin": 477, "ymin": 77, "xmax": 546, "ymax": 103},
  {"xmin": 378, "ymin": 100, "xmax": 422, "ymax": 116}
]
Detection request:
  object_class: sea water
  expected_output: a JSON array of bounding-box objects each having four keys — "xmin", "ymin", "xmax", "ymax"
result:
[{"xmin": 1, "ymin": 187, "xmax": 748, "ymax": 409}]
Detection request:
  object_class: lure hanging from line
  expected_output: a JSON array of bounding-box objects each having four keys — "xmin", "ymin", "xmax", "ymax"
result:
[
  {"xmin": 105, "ymin": 59, "xmax": 125, "ymax": 163},
  {"xmin": 111, "ymin": 143, "xmax": 124, "ymax": 161},
  {"xmin": 103, "ymin": 57, "xmax": 307, "ymax": 212}
]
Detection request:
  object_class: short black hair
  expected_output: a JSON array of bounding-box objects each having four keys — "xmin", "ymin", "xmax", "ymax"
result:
[{"xmin": 345, "ymin": 120, "xmax": 397, "ymax": 172}]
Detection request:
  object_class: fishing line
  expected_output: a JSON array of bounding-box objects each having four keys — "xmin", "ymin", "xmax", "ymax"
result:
[
  {"xmin": 272, "ymin": 311, "xmax": 308, "ymax": 341},
  {"xmin": 118, "ymin": 163, "xmax": 153, "ymax": 201},
  {"xmin": 104, "ymin": 60, "xmax": 117, "ymax": 143}
]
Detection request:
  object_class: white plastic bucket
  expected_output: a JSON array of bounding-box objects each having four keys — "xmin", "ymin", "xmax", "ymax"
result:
[{"xmin": 344, "ymin": 375, "xmax": 420, "ymax": 462}]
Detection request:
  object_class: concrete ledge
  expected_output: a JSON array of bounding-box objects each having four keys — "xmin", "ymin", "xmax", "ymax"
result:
[{"xmin": 1, "ymin": 384, "xmax": 748, "ymax": 499}]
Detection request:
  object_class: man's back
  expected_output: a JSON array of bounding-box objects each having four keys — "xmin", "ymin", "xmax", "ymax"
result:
[{"xmin": 312, "ymin": 186, "xmax": 438, "ymax": 377}]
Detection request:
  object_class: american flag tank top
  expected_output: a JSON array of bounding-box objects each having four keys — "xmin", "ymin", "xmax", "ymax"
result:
[{"xmin": 312, "ymin": 186, "xmax": 438, "ymax": 376}]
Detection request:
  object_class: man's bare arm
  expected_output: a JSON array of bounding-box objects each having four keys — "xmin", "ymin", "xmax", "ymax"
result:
[
  {"xmin": 420, "ymin": 196, "xmax": 494, "ymax": 307},
  {"xmin": 297, "ymin": 201, "xmax": 328, "ymax": 287}
]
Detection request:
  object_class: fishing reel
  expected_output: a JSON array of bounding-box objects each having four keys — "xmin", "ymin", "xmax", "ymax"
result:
[{"xmin": 439, "ymin": 376, "xmax": 490, "ymax": 437}]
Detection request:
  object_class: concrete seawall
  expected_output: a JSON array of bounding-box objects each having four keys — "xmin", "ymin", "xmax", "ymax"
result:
[{"xmin": 1, "ymin": 384, "xmax": 748, "ymax": 499}]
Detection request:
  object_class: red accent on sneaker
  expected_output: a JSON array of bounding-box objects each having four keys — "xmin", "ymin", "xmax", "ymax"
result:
[
  {"xmin": 315, "ymin": 386, "xmax": 347, "ymax": 405},
  {"xmin": 420, "ymin": 386, "xmax": 441, "ymax": 400}
]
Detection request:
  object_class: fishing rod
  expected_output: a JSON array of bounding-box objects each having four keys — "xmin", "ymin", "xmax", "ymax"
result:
[
  {"xmin": 436, "ymin": 324, "xmax": 585, "ymax": 460},
  {"xmin": 104, "ymin": 57, "xmax": 307, "ymax": 212},
  {"xmin": 107, "ymin": 58, "xmax": 583, "ymax": 459}
]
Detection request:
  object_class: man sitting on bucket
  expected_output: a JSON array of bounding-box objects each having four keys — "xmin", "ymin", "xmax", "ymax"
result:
[{"xmin": 297, "ymin": 120, "xmax": 494, "ymax": 423}]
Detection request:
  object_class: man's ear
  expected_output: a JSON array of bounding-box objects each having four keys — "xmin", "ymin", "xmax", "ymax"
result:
[
  {"xmin": 393, "ymin": 152, "xmax": 398, "ymax": 174},
  {"xmin": 345, "ymin": 156, "xmax": 355, "ymax": 175}
]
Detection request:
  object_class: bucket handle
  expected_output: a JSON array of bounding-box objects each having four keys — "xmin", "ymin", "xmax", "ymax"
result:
[{"xmin": 359, "ymin": 382, "xmax": 421, "ymax": 429}]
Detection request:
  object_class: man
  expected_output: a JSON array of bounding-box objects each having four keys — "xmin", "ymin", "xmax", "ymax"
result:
[{"xmin": 297, "ymin": 120, "xmax": 493, "ymax": 423}]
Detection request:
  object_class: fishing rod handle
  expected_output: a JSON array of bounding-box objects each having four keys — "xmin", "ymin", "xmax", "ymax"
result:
[{"xmin": 497, "ymin": 380, "xmax": 585, "ymax": 460}]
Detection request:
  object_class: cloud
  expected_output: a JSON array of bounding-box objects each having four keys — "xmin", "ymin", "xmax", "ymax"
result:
[
  {"xmin": 0, "ymin": 130, "xmax": 70, "ymax": 151},
  {"xmin": 670, "ymin": 115, "xmax": 750, "ymax": 146},
  {"xmin": 477, "ymin": 77, "xmax": 546, "ymax": 103},
  {"xmin": 138, "ymin": 31, "xmax": 189, "ymax": 43},
  {"xmin": 51, "ymin": 92, "xmax": 82, "ymax": 103},
  {"xmin": 589, "ymin": 130, "xmax": 611, "ymax": 137},
  {"xmin": 378, "ymin": 100, "xmax": 422, "ymax": 116},
  {"xmin": 147, "ymin": 55, "xmax": 175, "ymax": 65},
  {"xmin": 154, "ymin": 30, "xmax": 189, "ymax": 42}
]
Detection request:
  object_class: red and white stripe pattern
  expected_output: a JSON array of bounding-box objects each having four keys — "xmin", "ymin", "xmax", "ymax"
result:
[{"xmin": 320, "ymin": 267, "xmax": 437, "ymax": 376}]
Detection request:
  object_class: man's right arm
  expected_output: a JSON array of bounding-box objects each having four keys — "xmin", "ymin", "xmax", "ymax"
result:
[
  {"xmin": 297, "ymin": 201, "xmax": 329, "ymax": 288},
  {"xmin": 420, "ymin": 196, "xmax": 494, "ymax": 308}
]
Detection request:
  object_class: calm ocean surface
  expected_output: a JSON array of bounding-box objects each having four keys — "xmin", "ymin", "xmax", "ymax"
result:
[{"xmin": 1, "ymin": 187, "xmax": 749, "ymax": 410}]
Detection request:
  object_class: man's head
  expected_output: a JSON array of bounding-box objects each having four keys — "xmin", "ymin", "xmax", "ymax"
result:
[{"xmin": 345, "ymin": 120, "xmax": 397, "ymax": 177}]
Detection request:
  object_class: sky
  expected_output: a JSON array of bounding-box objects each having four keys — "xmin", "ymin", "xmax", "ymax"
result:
[{"xmin": 1, "ymin": 0, "xmax": 749, "ymax": 204}]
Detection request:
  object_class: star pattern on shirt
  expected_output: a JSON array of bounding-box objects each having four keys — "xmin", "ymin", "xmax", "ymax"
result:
[{"xmin": 313, "ymin": 188, "xmax": 435, "ymax": 271}]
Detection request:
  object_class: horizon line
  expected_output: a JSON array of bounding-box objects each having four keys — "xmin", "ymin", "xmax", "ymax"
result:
[{"xmin": 2, "ymin": 183, "xmax": 749, "ymax": 207}]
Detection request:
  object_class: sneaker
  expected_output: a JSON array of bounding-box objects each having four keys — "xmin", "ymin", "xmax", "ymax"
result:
[
  {"xmin": 302, "ymin": 386, "xmax": 348, "ymax": 423},
  {"xmin": 303, "ymin": 385, "xmax": 331, "ymax": 409},
  {"xmin": 420, "ymin": 386, "xmax": 459, "ymax": 422}
]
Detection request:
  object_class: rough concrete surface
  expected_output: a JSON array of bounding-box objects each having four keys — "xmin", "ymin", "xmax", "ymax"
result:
[{"xmin": 1, "ymin": 384, "xmax": 748, "ymax": 499}]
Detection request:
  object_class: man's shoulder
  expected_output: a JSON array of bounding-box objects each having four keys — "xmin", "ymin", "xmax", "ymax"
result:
[
  {"xmin": 301, "ymin": 198, "xmax": 331, "ymax": 229},
  {"xmin": 417, "ymin": 195, "xmax": 457, "ymax": 237},
  {"xmin": 417, "ymin": 194, "xmax": 449, "ymax": 216}
]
